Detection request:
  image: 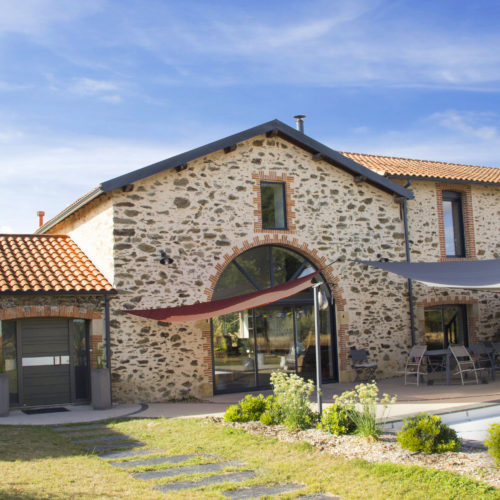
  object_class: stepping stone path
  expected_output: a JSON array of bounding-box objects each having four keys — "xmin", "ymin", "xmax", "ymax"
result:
[{"xmin": 49, "ymin": 423, "xmax": 340, "ymax": 498}]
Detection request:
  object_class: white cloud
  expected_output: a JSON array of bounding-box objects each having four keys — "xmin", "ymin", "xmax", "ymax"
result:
[
  {"xmin": 0, "ymin": 132, "xmax": 198, "ymax": 233},
  {"xmin": 0, "ymin": 0, "xmax": 102, "ymax": 37},
  {"xmin": 336, "ymin": 111, "xmax": 500, "ymax": 167},
  {"xmin": 0, "ymin": 225, "xmax": 14, "ymax": 233},
  {"xmin": 68, "ymin": 77, "xmax": 123, "ymax": 102}
]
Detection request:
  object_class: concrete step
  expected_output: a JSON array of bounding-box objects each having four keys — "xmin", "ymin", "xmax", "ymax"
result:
[
  {"xmin": 133, "ymin": 461, "xmax": 245, "ymax": 481},
  {"xmin": 99, "ymin": 448, "xmax": 160, "ymax": 460},
  {"xmin": 155, "ymin": 471, "xmax": 256, "ymax": 492},
  {"xmin": 51, "ymin": 424, "xmax": 108, "ymax": 433},
  {"xmin": 224, "ymin": 483, "xmax": 302, "ymax": 499},
  {"xmin": 109, "ymin": 454, "xmax": 211, "ymax": 469},
  {"xmin": 82, "ymin": 441, "xmax": 145, "ymax": 452},
  {"xmin": 73, "ymin": 434, "xmax": 132, "ymax": 444}
]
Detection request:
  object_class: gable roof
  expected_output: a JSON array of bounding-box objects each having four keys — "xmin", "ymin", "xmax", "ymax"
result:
[
  {"xmin": 0, "ymin": 234, "xmax": 114, "ymax": 294},
  {"xmin": 36, "ymin": 119, "xmax": 413, "ymax": 233},
  {"xmin": 341, "ymin": 152, "xmax": 500, "ymax": 185}
]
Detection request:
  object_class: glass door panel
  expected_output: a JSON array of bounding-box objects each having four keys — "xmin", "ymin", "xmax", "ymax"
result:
[
  {"xmin": 213, "ymin": 312, "xmax": 256, "ymax": 391},
  {"xmin": 255, "ymin": 306, "xmax": 294, "ymax": 386},
  {"xmin": 72, "ymin": 319, "xmax": 90, "ymax": 400}
]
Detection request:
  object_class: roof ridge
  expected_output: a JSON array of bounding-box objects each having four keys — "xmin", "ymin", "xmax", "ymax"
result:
[{"xmin": 340, "ymin": 151, "xmax": 499, "ymax": 170}]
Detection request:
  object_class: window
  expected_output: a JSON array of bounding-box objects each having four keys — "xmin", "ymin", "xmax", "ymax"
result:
[
  {"xmin": 261, "ymin": 182, "xmax": 286, "ymax": 229},
  {"xmin": 442, "ymin": 191, "xmax": 465, "ymax": 257},
  {"xmin": 424, "ymin": 305, "xmax": 467, "ymax": 350}
]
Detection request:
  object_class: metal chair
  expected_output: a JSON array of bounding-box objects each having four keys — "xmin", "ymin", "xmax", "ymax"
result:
[
  {"xmin": 350, "ymin": 347, "xmax": 377, "ymax": 382},
  {"xmin": 403, "ymin": 345, "xmax": 427, "ymax": 386},
  {"xmin": 449, "ymin": 345, "xmax": 481, "ymax": 385},
  {"xmin": 469, "ymin": 343, "xmax": 494, "ymax": 379}
]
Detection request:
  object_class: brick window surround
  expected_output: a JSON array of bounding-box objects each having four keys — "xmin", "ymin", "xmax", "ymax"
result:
[
  {"xmin": 0, "ymin": 305, "xmax": 102, "ymax": 320},
  {"xmin": 435, "ymin": 183, "xmax": 476, "ymax": 261},
  {"xmin": 252, "ymin": 171, "xmax": 296, "ymax": 233}
]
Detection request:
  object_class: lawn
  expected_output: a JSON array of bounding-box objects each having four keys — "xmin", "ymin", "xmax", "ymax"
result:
[{"xmin": 0, "ymin": 418, "xmax": 498, "ymax": 499}]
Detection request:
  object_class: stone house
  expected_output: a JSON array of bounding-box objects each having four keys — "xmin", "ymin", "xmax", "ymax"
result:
[{"xmin": 0, "ymin": 119, "xmax": 499, "ymax": 407}]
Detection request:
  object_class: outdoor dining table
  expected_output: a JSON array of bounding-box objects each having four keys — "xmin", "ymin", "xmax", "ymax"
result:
[{"xmin": 424, "ymin": 348, "xmax": 452, "ymax": 385}]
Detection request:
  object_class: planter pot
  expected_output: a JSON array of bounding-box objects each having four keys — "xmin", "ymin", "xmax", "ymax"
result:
[
  {"xmin": 91, "ymin": 368, "xmax": 112, "ymax": 410},
  {"xmin": 0, "ymin": 373, "xmax": 9, "ymax": 417}
]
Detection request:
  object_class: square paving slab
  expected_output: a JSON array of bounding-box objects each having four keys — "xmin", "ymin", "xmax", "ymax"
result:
[
  {"xmin": 133, "ymin": 461, "xmax": 245, "ymax": 481},
  {"xmin": 155, "ymin": 471, "xmax": 256, "ymax": 492}
]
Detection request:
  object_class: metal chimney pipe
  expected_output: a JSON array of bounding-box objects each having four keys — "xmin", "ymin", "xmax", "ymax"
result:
[
  {"xmin": 37, "ymin": 211, "xmax": 45, "ymax": 227},
  {"xmin": 293, "ymin": 115, "xmax": 306, "ymax": 133}
]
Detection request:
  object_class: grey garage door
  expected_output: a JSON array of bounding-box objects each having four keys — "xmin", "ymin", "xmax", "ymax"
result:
[{"xmin": 20, "ymin": 318, "xmax": 71, "ymax": 406}]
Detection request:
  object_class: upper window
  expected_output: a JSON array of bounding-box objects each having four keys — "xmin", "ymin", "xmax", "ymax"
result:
[
  {"xmin": 442, "ymin": 191, "xmax": 465, "ymax": 257},
  {"xmin": 261, "ymin": 182, "xmax": 286, "ymax": 229}
]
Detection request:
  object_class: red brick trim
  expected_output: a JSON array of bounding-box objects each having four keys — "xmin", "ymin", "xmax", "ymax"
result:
[
  {"xmin": 0, "ymin": 305, "xmax": 102, "ymax": 320},
  {"xmin": 435, "ymin": 183, "xmax": 476, "ymax": 261},
  {"xmin": 205, "ymin": 236, "xmax": 349, "ymax": 372},
  {"xmin": 416, "ymin": 297, "xmax": 479, "ymax": 344},
  {"xmin": 252, "ymin": 171, "xmax": 296, "ymax": 233}
]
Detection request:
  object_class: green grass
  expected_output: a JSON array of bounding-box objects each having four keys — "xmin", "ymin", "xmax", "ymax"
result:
[{"xmin": 0, "ymin": 418, "xmax": 498, "ymax": 499}]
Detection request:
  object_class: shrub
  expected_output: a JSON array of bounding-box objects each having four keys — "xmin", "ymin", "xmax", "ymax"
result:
[
  {"xmin": 397, "ymin": 413, "xmax": 461, "ymax": 453},
  {"xmin": 270, "ymin": 371, "xmax": 316, "ymax": 430},
  {"xmin": 318, "ymin": 403, "xmax": 358, "ymax": 435},
  {"xmin": 332, "ymin": 381, "xmax": 396, "ymax": 439},
  {"xmin": 224, "ymin": 394, "xmax": 271, "ymax": 423},
  {"xmin": 485, "ymin": 423, "xmax": 500, "ymax": 465}
]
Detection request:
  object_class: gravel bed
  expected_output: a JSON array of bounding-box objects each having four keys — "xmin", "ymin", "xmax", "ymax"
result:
[{"xmin": 207, "ymin": 417, "xmax": 500, "ymax": 489}]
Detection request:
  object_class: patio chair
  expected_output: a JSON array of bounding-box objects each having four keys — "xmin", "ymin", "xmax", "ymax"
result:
[
  {"xmin": 449, "ymin": 345, "xmax": 481, "ymax": 385},
  {"xmin": 469, "ymin": 343, "xmax": 494, "ymax": 379},
  {"xmin": 402, "ymin": 345, "xmax": 427, "ymax": 386},
  {"xmin": 350, "ymin": 347, "xmax": 377, "ymax": 382}
]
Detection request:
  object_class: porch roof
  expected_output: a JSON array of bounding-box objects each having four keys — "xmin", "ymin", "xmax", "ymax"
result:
[{"xmin": 0, "ymin": 234, "xmax": 114, "ymax": 294}]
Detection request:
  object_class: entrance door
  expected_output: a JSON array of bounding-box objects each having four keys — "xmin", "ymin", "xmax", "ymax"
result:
[{"xmin": 19, "ymin": 318, "xmax": 72, "ymax": 405}]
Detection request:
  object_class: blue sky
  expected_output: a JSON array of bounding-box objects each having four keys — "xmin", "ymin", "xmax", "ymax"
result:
[{"xmin": 1, "ymin": 0, "xmax": 500, "ymax": 233}]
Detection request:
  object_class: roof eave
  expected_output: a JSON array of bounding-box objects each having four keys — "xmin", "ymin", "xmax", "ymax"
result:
[
  {"xmin": 100, "ymin": 119, "xmax": 413, "ymax": 199},
  {"xmin": 0, "ymin": 289, "xmax": 117, "ymax": 296},
  {"xmin": 386, "ymin": 174, "xmax": 500, "ymax": 187},
  {"xmin": 35, "ymin": 186, "xmax": 104, "ymax": 234}
]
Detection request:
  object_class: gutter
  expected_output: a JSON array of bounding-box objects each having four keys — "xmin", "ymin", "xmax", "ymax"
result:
[{"xmin": 402, "ymin": 180, "xmax": 416, "ymax": 346}]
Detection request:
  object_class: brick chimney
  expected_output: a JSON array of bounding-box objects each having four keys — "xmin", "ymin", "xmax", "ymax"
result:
[{"xmin": 37, "ymin": 211, "xmax": 45, "ymax": 228}]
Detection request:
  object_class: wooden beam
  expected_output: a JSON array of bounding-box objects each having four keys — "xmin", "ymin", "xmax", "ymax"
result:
[
  {"xmin": 175, "ymin": 163, "xmax": 188, "ymax": 173},
  {"xmin": 122, "ymin": 184, "xmax": 134, "ymax": 193},
  {"xmin": 224, "ymin": 144, "xmax": 237, "ymax": 154},
  {"xmin": 354, "ymin": 175, "xmax": 366, "ymax": 184},
  {"xmin": 312, "ymin": 153, "xmax": 323, "ymax": 162},
  {"xmin": 266, "ymin": 129, "xmax": 279, "ymax": 138}
]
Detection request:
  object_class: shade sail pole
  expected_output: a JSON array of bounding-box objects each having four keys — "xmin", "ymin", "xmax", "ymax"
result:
[{"xmin": 313, "ymin": 283, "xmax": 323, "ymax": 416}]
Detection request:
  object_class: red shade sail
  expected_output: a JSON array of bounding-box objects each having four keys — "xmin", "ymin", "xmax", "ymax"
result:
[{"xmin": 124, "ymin": 270, "xmax": 320, "ymax": 323}]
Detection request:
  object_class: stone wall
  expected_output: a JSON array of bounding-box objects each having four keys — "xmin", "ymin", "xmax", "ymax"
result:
[
  {"xmin": 105, "ymin": 135, "xmax": 410, "ymax": 401},
  {"xmin": 405, "ymin": 180, "xmax": 500, "ymax": 343}
]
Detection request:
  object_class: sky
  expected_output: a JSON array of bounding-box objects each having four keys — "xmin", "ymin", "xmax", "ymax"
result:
[{"xmin": 1, "ymin": 0, "xmax": 500, "ymax": 233}]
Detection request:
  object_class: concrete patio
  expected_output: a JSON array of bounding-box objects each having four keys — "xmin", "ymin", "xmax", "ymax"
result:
[{"xmin": 1, "ymin": 376, "xmax": 498, "ymax": 425}]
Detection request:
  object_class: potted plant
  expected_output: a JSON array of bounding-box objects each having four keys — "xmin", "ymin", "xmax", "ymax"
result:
[
  {"xmin": 91, "ymin": 346, "xmax": 111, "ymax": 410},
  {"xmin": 0, "ymin": 351, "xmax": 9, "ymax": 417}
]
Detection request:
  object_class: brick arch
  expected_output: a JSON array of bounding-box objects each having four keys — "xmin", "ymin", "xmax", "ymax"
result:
[
  {"xmin": 0, "ymin": 305, "xmax": 102, "ymax": 321},
  {"xmin": 205, "ymin": 235, "xmax": 350, "ymax": 374}
]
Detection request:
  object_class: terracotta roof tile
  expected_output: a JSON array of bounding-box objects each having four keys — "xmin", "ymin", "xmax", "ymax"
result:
[
  {"xmin": 340, "ymin": 152, "xmax": 500, "ymax": 184},
  {"xmin": 0, "ymin": 234, "xmax": 114, "ymax": 294}
]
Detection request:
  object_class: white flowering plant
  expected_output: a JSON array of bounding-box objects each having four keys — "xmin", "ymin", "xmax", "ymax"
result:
[
  {"xmin": 268, "ymin": 371, "xmax": 317, "ymax": 431},
  {"xmin": 333, "ymin": 381, "xmax": 396, "ymax": 439}
]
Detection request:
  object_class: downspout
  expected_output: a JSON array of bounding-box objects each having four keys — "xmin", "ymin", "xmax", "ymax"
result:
[
  {"xmin": 402, "ymin": 180, "xmax": 416, "ymax": 346},
  {"xmin": 104, "ymin": 294, "xmax": 113, "ymax": 404}
]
